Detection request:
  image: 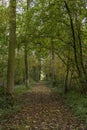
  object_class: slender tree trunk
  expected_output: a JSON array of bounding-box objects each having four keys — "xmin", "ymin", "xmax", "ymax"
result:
[
  {"xmin": 7, "ymin": 0, "xmax": 16, "ymax": 95},
  {"xmin": 24, "ymin": 45, "xmax": 29, "ymax": 88},
  {"xmin": 24, "ymin": 0, "xmax": 30, "ymax": 88},
  {"xmin": 64, "ymin": 1, "xmax": 82, "ymax": 77},
  {"xmin": 50, "ymin": 39, "xmax": 55, "ymax": 86},
  {"xmin": 69, "ymin": 70, "xmax": 73, "ymax": 88},
  {"xmin": 76, "ymin": 20, "xmax": 86, "ymax": 75},
  {"xmin": 38, "ymin": 58, "xmax": 41, "ymax": 81},
  {"xmin": 64, "ymin": 65, "xmax": 69, "ymax": 93},
  {"xmin": 64, "ymin": 47, "xmax": 70, "ymax": 93},
  {"xmin": 77, "ymin": 23, "xmax": 87, "ymax": 92},
  {"xmin": 65, "ymin": 1, "xmax": 87, "ymax": 93},
  {"xmin": 38, "ymin": 45, "xmax": 42, "ymax": 81}
]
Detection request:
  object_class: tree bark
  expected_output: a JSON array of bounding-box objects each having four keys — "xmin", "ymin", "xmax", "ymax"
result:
[
  {"xmin": 64, "ymin": 1, "xmax": 87, "ymax": 93},
  {"xmin": 7, "ymin": 0, "xmax": 16, "ymax": 95},
  {"xmin": 76, "ymin": 19, "xmax": 86, "ymax": 76},
  {"xmin": 24, "ymin": 0, "xmax": 30, "ymax": 88},
  {"xmin": 64, "ymin": 65, "xmax": 69, "ymax": 93},
  {"xmin": 69, "ymin": 70, "xmax": 73, "ymax": 88},
  {"xmin": 38, "ymin": 57, "xmax": 41, "ymax": 81},
  {"xmin": 50, "ymin": 39, "xmax": 55, "ymax": 86},
  {"xmin": 24, "ymin": 45, "xmax": 29, "ymax": 88},
  {"xmin": 64, "ymin": 1, "xmax": 81, "ymax": 77},
  {"xmin": 64, "ymin": 47, "xmax": 70, "ymax": 93}
]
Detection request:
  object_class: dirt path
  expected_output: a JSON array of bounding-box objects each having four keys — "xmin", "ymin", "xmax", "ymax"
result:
[{"xmin": 0, "ymin": 83, "xmax": 86, "ymax": 130}]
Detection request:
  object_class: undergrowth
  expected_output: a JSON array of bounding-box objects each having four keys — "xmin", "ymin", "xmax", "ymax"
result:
[
  {"xmin": 45, "ymin": 80, "xmax": 87, "ymax": 125},
  {"xmin": 63, "ymin": 91, "xmax": 87, "ymax": 125},
  {"xmin": 0, "ymin": 81, "xmax": 36, "ymax": 120},
  {"xmin": 53, "ymin": 87, "xmax": 87, "ymax": 125}
]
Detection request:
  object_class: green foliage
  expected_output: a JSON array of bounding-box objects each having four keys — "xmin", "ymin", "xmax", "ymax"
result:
[
  {"xmin": 47, "ymin": 79, "xmax": 87, "ymax": 124},
  {"xmin": 0, "ymin": 83, "xmax": 35, "ymax": 123},
  {"xmin": 0, "ymin": 104, "xmax": 21, "ymax": 122},
  {"xmin": 14, "ymin": 85, "xmax": 29, "ymax": 95},
  {"xmin": 64, "ymin": 91, "xmax": 87, "ymax": 124},
  {"xmin": 0, "ymin": 0, "xmax": 87, "ymax": 93},
  {"xmin": 0, "ymin": 1, "xmax": 87, "ymax": 127}
]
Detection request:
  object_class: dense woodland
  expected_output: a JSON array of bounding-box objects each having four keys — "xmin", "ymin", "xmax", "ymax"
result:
[
  {"xmin": 0, "ymin": 0, "xmax": 87, "ymax": 129},
  {"xmin": 0, "ymin": 0, "xmax": 87, "ymax": 94}
]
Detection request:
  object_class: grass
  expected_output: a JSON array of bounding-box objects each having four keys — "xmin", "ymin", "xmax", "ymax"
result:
[
  {"xmin": 14, "ymin": 80, "xmax": 36, "ymax": 95},
  {"xmin": 0, "ymin": 82, "xmax": 35, "ymax": 108},
  {"xmin": 52, "ymin": 85, "xmax": 87, "ymax": 125},
  {"xmin": 0, "ymin": 81, "xmax": 36, "ymax": 121},
  {"xmin": 45, "ymin": 80, "xmax": 87, "ymax": 125},
  {"xmin": 63, "ymin": 91, "xmax": 87, "ymax": 124},
  {"xmin": 14, "ymin": 85, "xmax": 29, "ymax": 95}
]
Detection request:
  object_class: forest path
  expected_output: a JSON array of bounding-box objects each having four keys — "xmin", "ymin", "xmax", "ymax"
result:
[{"xmin": 0, "ymin": 83, "xmax": 86, "ymax": 130}]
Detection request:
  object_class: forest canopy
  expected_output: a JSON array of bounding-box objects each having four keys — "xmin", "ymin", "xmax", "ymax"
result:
[
  {"xmin": 0, "ymin": 0, "xmax": 87, "ymax": 94},
  {"xmin": 0, "ymin": 0, "xmax": 87, "ymax": 129}
]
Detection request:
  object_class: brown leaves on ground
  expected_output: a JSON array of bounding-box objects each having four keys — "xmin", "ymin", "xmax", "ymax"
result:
[{"xmin": 0, "ymin": 83, "xmax": 86, "ymax": 130}]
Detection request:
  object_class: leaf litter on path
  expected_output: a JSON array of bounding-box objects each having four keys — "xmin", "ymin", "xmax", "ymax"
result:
[{"xmin": 0, "ymin": 84, "xmax": 86, "ymax": 130}]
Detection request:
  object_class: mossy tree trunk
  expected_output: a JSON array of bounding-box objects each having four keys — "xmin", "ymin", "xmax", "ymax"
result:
[{"xmin": 7, "ymin": 0, "xmax": 16, "ymax": 96}]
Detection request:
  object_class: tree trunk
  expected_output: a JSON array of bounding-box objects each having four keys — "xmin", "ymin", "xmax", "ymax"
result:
[
  {"xmin": 38, "ymin": 58, "xmax": 41, "ymax": 81},
  {"xmin": 64, "ymin": 65, "xmax": 69, "ymax": 93},
  {"xmin": 24, "ymin": 0, "xmax": 31, "ymax": 88},
  {"xmin": 50, "ymin": 39, "xmax": 55, "ymax": 86},
  {"xmin": 24, "ymin": 46, "xmax": 29, "ymax": 88},
  {"xmin": 38, "ymin": 45, "xmax": 42, "ymax": 81},
  {"xmin": 76, "ymin": 19, "xmax": 86, "ymax": 76},
  {"xmin": 69, "ymin": 70, "xmax": 73, "ymax": 88},
  {"xmin": 64, "ymin": 1, "xmax": 87, "ymax": 93},
  {"xmin": 7, "ymin": 0, "xmax": 16, "ymax": 95},
  {"xmin": 64, "ymin": 47, "xmax": 70, "ymax": 93},
  {"xmin": 64, "ymin": 1, "xmax": 81, "ymax": 77}
]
